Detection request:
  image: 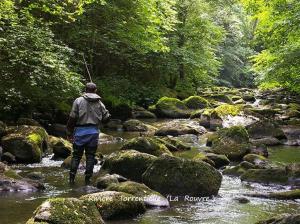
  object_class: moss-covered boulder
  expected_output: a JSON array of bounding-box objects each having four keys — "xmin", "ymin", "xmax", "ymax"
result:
[
  {"xmin": 242, "ymin": 95, "xmax": 256, "ymax": 102},
  {"xmin": 123, "ymin": 119, "xmax": 156, "ymax": 133},
  {"xmin": 203, "ymin": 94, "xmax": 233, "ymax": 104},
  {"xmin": 102, "ymin": 150, "xmax": 157, "ymax": 182},
  {"xmin": 245, "ymin": 108, "xmax": 279, "ymax": 118},
  {"xmin": 256, "ymin": 214, "xmax": 300, "ymax": 224},
  {"xmin": 142, "ymin": 154, "xmax": 222, "ymax": 197},
  {"xmin": 246, "ymin": 189, "xmax": 300, "ymax": 200},
  {"xmin": 209, "ymin": 126, "xmax": 251, "ymax": 161},
  {"xmin": 192, "ymin": 152, "xmax": 215, "ymax": 167},
  {"xmin": 183, "ymin": 96, "xmax": 209, "ymax": 109},
  {"xmin": 212, "ymin": 104, "xmax": 244, "ymax": 118},
  {"xmin": 106, "ymin": 181, "xmax": 169, "ymax": 207},
  {"xmin": 132, "ymin": 107, "xmax": 157, "ymax": 119},
  {"xmin": 241, "ymin": 168, "xmax": 289, "ymax": 184},
  {"xmin": 158, "ymin": 136, "xmax": 191, "ymax": 151},
  {"xmin": 243, "ymin": 154, "xmax": 267, "ymax": 166},
  {"xmin": 155, "ymin": 120, "xmax": 206, "ymax": 137},
  {"xmin": 26, "ymin": 198, "xmax": 104, "ymax": 224},
  {"xmin": 153, "ymin": 97, "xmax": 191, "ymax": 118},
  {"xmin": 121, "ymin": 137, "xmax": 172, "ymax": 156},
  {"xmin": 80, "ymin": 191, "xmax": 146, "ymax": 220},
  {"xmin": 96, "ymin": 174, "xmax": 127, "ymax": 189},
  {"xmin": 1, "ymin": 125, "xmax": 48, "ymax": 163},
  {"xmin": 49, "ymin": 136, "xmax": 72, "ymax": 159},
  {"xmin": 206, "ymin": 153, "xmax": 230, "ymax": 168},
  {"xmin": 246, "ymin": 120, "xmax": 286, "ymax": 140},
  {"xmin": 223, "ymin": 161, "xmax": 255, "ymax": 177},
  {"xmin": 0, "ymin": 162, "xmax": 44, "ymax": 192},
  {"xmin": 250, "ymin": 137, "xmax": 281, "ymax": 146}
]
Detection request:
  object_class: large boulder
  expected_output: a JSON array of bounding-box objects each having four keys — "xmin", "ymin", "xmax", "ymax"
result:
[
  {"xmin": 241, "ymin": 168, "xmax": 289, "ymax": 184},
  {"xmin": 209, "ymin": 126, "xmax": 251, "ymax": 160},
  {"xmin": 153, "ymin": 97, "xmax": 191, "ymax": 118},
  {"xmin": 17, "ymin": 118, "xmax": 40, "ymax": 126},
  {"xmin": 132, "ymin": 107, "xmax": 156, "ymax": 119},
  {"xmin": 223, "ymin": 161, "xmax": 256, "ymax": 177},
  {"xmin": 49, "ymin": 136, "xmax": 72, "ymax": 159},
  {"xmin": 183, "ymin": 96, "xmax": 209, "ymax": 109},
  {"xmin": 0, "ymin": 162, "xmax": 44, "ymax": 192},
  {"xmin": 106, "ymin": 181, "xmax": 170, "ymax": 207},
  {"xmin": 80, "ymin": 191, "xmax": 146, "ymax": 220},
  {"xmin": 142, "ymin": 154, "xmax": 222, "ymax": 197},
  {"xmin": 26, "ymin": 198, "xmax": 104, "ymax": 224},
  {"xmin": 102, "ymin": 150, "xmax": 157, "ymax": 182},
  {"xmin": 246, "ymin": 120, "xmax": 286, "ymax": 140},
  {"xmin": 121, "ymin": 137, "xmax": 172, "ymax": 156},
  {"xmin": 123, "ymin": 119, "xmax": 156, "ymax": 134},
  {"xmin": 1, "ymin": 125, "xmax": 48, "ymax": 163},
  {"xmin": 205, "ymin": 153, "xmax": 230, "ymax": 168},
  {"xmin": 96, "ymin": 174, "xmax": 127, "ymax": 189},
  {"xmin": 154, "ymin": 120, "xmax": 206, "ymax": 137},
  {"xmin": 256, "ymin": 214, "xmax": 300, "ymax": 224}
]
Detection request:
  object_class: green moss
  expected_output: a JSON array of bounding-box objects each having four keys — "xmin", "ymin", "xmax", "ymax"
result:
[
  {"xmin": 213, "ymin": 104, "xmax": 243, "ymax": 117},
  {"xmin": 241, "ymin": 168, "xmax": 289, "ymax": 184},
  {"xmin": 183, "ymin": 96, "xmax": 209, "ymax": 109},
  {"xmin": 121, "ymin": 137, "xmax": 172, "ymax": 156},
  {"xmin": 154, "ymin": 97, "xmax": 191, "ymax": 118},
  {"xmin": 4, "ymin": 169, "xmax": 23, "ymax": 180},
  {"xmin": 223, "ymin": 161, "xmax": 255, "ymax": 177},
  {"xmin": 268, "ymin": 189, "xmax": 300, "ymax": 200},
  {"xmin": 81, "ymin": 191, "xmax": 146, "ymax": 220},
  {"xmin": 243, "ymin": 154, "xmax": 266, "ymax": 164},
  {"xmin": 28, "ymin": 133, "xmax": 42, "ymax": 144},
  {"xmin": 288, "ymin": 103, "xmax": 300, "ymax": 111},
  {"xmin": 103, "ymin": 150, "xmax": 157, "ymax": 182}
]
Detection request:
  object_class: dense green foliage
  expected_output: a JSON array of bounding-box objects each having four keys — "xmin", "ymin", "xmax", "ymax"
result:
[{"xmin": 0, "ymin": 0, "xmax": 299, "ymax": 119}]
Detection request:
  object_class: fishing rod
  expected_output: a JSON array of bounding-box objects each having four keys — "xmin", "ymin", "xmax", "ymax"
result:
[{"xmin": 82, "ymin": 53, "xmax": 93, "ymax": 83}]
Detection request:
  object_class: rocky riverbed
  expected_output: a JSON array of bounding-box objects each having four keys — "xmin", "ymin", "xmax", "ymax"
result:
[{"xmin": 0, "ymin": 87, "xmax": 300, "ymax": 224}]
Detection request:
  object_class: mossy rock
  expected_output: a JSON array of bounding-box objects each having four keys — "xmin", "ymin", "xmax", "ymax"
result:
[
  {"xmin": 246, "ymin": 120, "xmax": 286, "ymax": 140},
  {"xmin": 49, "ymin": 136, "xmax": 72, "ymax": 159},
  {"xmin": 192, "ymin": 152, "xmax": 215, "ymax": 167},
  {"xmin": 243, "ymin": 154, "xmax": 267, "ymax": 166},
  {"xmin": 96, "ymin": 174, "xmax": 122, "ymax": 189},
  {"xmin": 102, "ymin": 150, "xmax": 157, "ymax": 182},
  {"xmin": 158, "ymin": 137, "xmax": 191, "ymax": 151},
  {"xmin": 210, "ymin": 126, "xmax": 251, "ymax": 161},
  {"xmin": 250, "ymin": 137, "xmax": 281, "ymax": 146},
  {"xmin": 123, "ymin": 119, "xmax": 148, "ymax": 132},
  {"xmin": 183, "ymin": 96, "xmax": 209, "ymax": 109},
  {"xmin": 154, "ymin": 97, "xmax": 191, "ymax": 118},
  {"xmin": 241, "ymin": 168, "xmax": 289, "ymax": 184},
  {"xmin": 223, "ymin": 161, "xmax": 255, "ymax": 177},
  {"xmin": 256, "ymin": 214, "xmax": 300, "ymax": 224},
  {"xmin": 212, "ymin": 104, "xmax": 244, "ymax": 118},
  {"xmin": 203, "ymin": 94, "xmax": 233, "ymax": 104},
  {"xmin": 132, "ymin": 108, "xmax": 157, "ymax": 119},
  {"xmin": 288, "ymin": 103, "xmax": 300, "ymax": 111},
  {"xmin": 121, "ymin": 137, "xmax": 172, "ymax": 156},
  {"xmin": 26, "ymin": 198, "xmax": 104, "ymax": 224},
  {"xmin": 231, "ymin": 96, "xmax": 242, "ymax": 102},
  {"xmin": 106, "ymin": 181, "xmax": 169, "ymax": 207},
  {"xmin": 245, "ymin": 108, "xmax": 278, "ymax": 118},
  {"xmin": 1, "ymin": 125, "xmax": 48, "ymax": 163},
  {"xmin": 242, "ymin": 95, "xmax": 256, "ymax": 102},
  {"xmin": 247, "ymin": 189, "xmax": 300, "ymax": 200},
  {"xmin": 142, "ymin": 154, "xmax": 222, "ymax": 197},
  {"xmin": 81, "ymin": 191, "xmax": 146, "ymax": 220},
  {"xmin": 206, "ymin": 153, "xmax": 230, "ymax": 168}
]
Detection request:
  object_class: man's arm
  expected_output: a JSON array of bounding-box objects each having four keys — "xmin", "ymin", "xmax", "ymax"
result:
[
  {"xmin": 100, "ymin": 102, "xmax": 111, "ymax": 124},
  {"xmin": 66, "ymin": 99, "xmax": 78, "ymax": 137}
]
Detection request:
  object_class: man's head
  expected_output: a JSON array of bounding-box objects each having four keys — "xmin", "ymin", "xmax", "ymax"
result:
[{"xmin": 85, "ymin": 82, "xmax": 97, "ymax": 93}]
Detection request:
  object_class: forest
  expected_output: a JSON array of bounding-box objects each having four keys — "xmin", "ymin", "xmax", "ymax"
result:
[
  {"xmin": 0, "ymin": 1, "xmax": 300, "ymax": 224},
  {"xmin": 1, "ymin": 0, "xmax": 299, "ymax": 119}
]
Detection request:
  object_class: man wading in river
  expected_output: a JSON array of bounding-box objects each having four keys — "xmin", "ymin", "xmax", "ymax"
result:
[{"xmin": 67, "ymin": 82, "xmax": 110, "ymax": 185}]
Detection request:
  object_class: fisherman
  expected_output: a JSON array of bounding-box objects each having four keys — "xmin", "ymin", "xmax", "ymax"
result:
[{"xmin": 67, "ymin": 82, "xmax": 110, "ymax": 185}]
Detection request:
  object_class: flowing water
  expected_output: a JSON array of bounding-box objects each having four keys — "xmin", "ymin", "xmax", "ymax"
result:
[{"xmin": 0, "ymin": 120, "xmax": 300, "ymax": 224}]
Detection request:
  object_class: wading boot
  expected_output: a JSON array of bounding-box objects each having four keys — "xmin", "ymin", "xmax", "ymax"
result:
[{"xmin": 69, "ymin": 173, "xmax": 75, "ymax": 186}]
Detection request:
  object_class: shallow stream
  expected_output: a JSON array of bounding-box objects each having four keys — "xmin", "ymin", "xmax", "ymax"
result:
[{"xmin": 0, "ymin": 120, "xmax": 299, "ymax": 224}]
